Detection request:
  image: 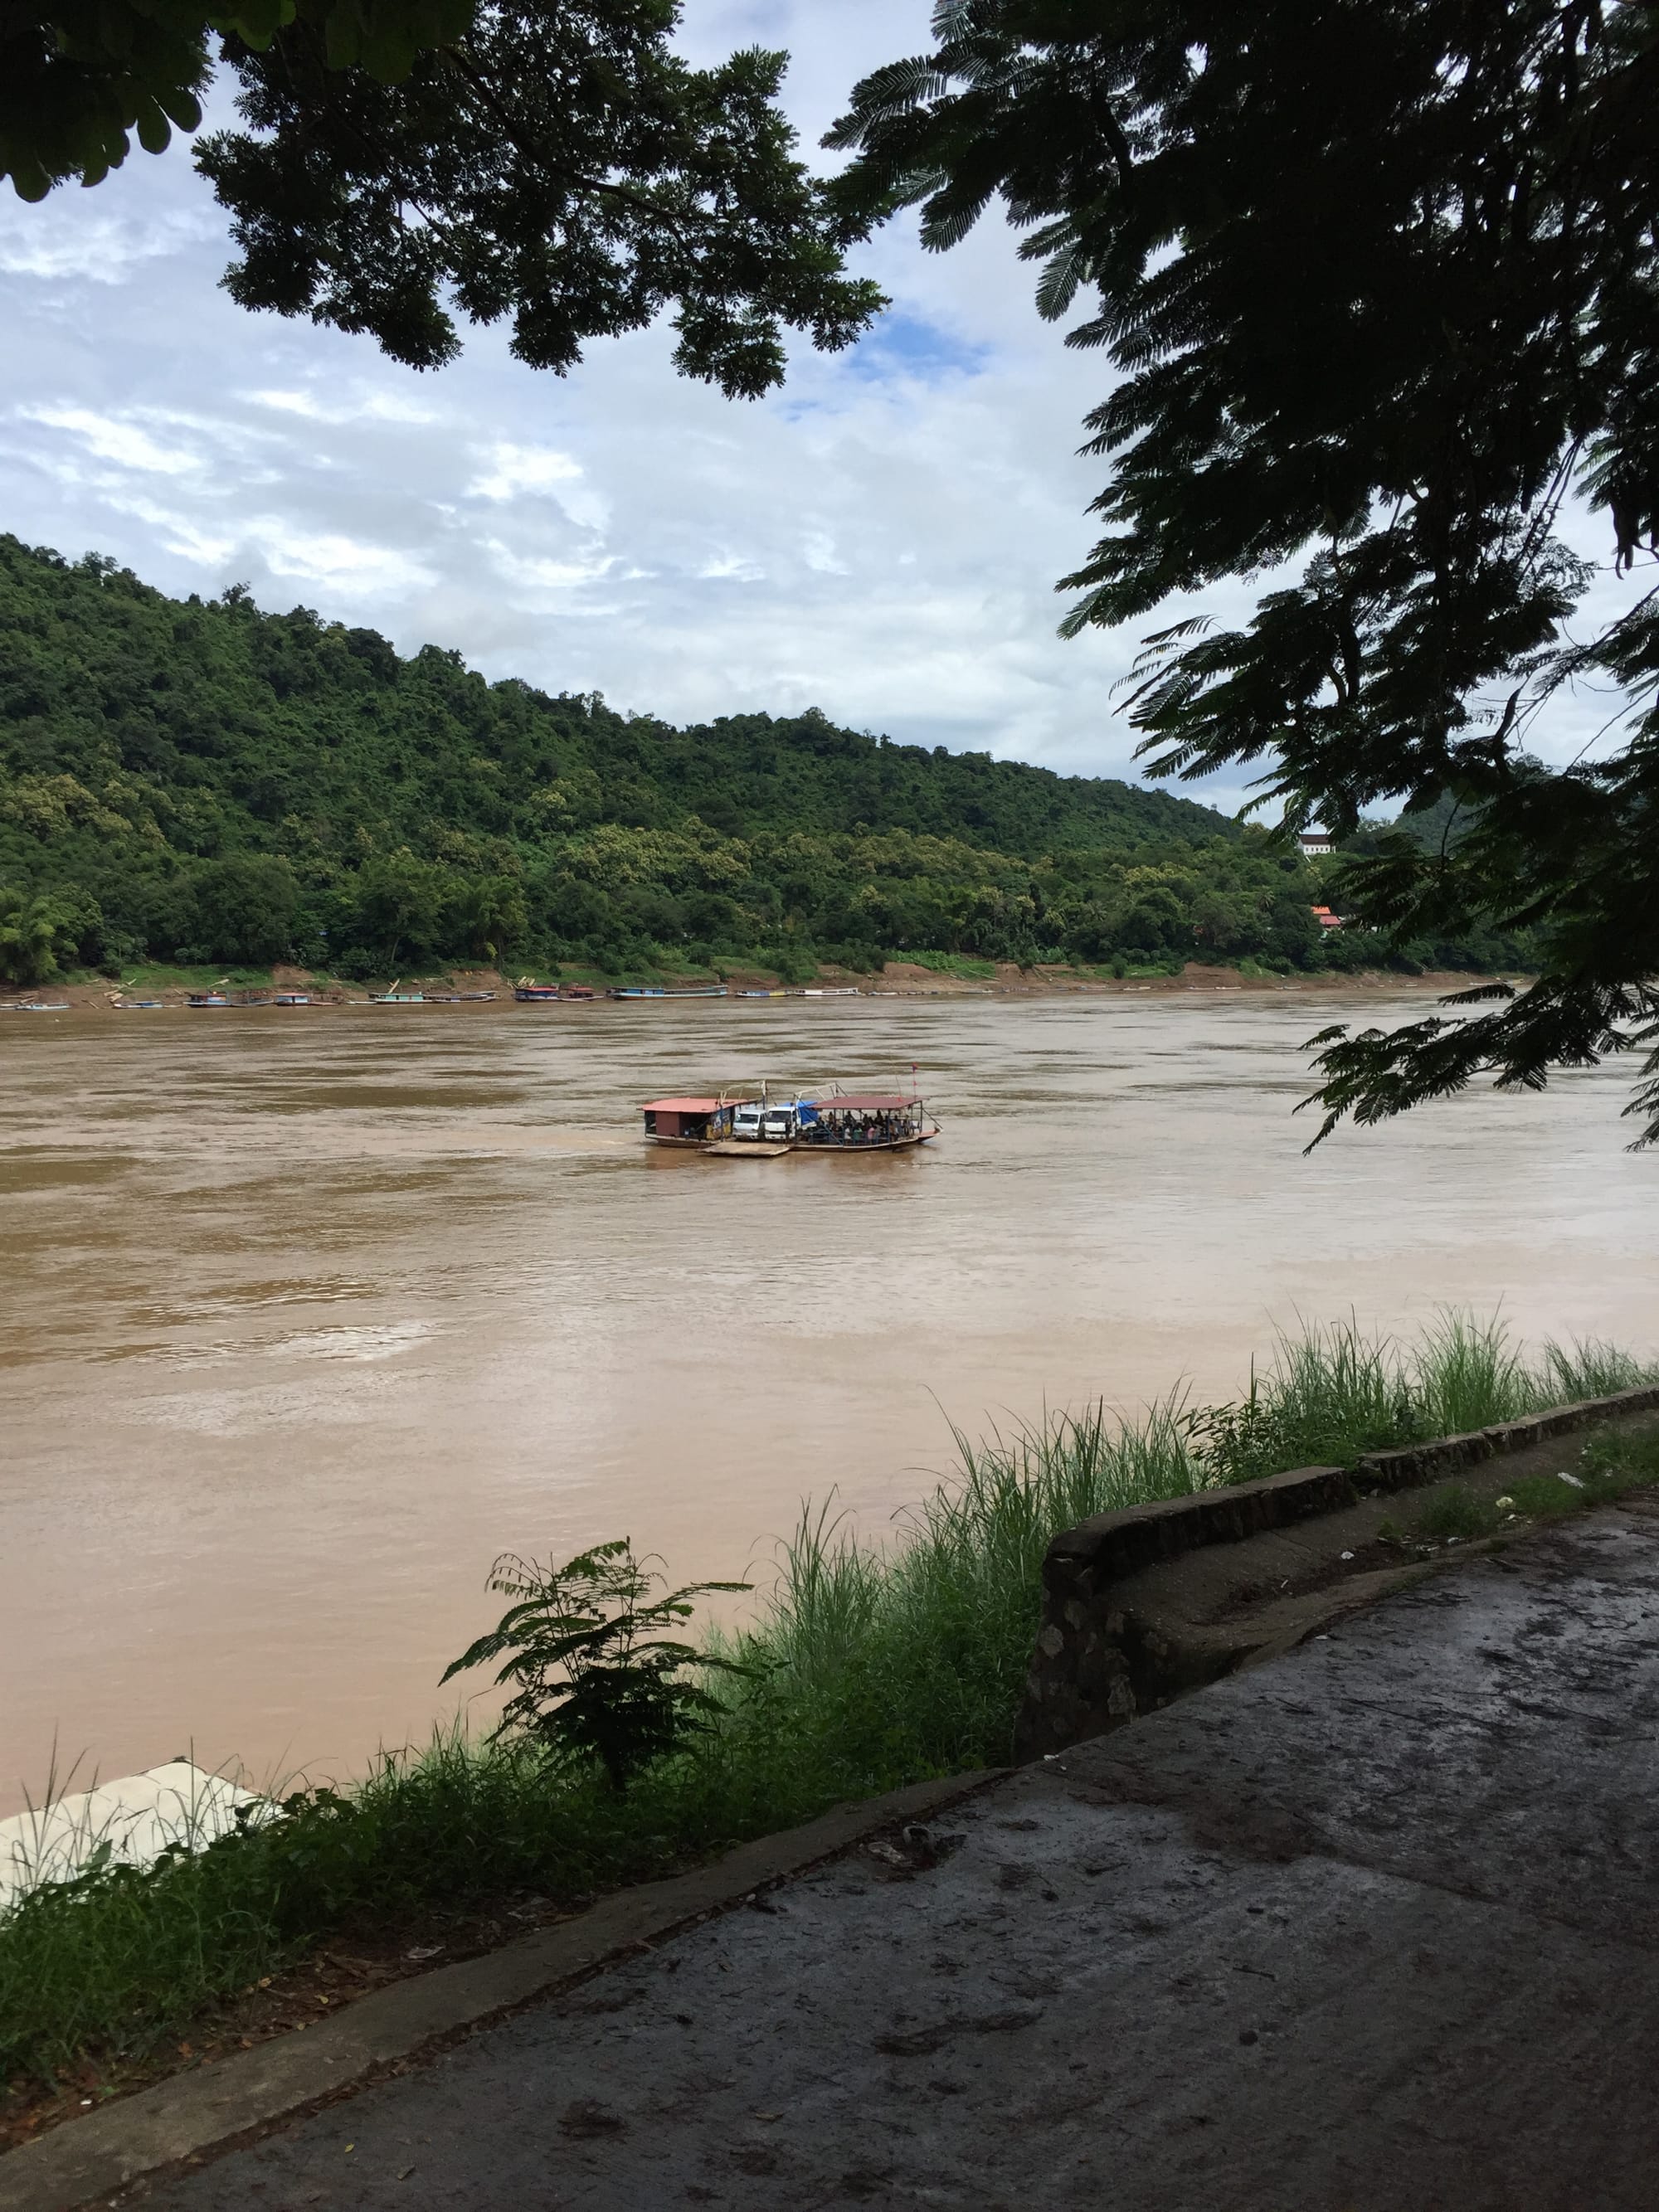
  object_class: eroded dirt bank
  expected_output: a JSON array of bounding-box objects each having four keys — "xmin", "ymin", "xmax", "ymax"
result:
[{"xmin": 0, "ymin": 961, "xmax": 1514, "ymax": 1010}]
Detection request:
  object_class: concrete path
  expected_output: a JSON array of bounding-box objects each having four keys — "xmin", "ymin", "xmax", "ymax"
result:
[{"xmin": 131, "ymin": 1507, "xmax": 1659, "ymax": 2211}]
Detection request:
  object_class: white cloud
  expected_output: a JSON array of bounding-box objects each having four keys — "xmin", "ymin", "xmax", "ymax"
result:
[
  {"xmin": 248, "ymin": 386, "xmax": 440, "ymax": 426},
  {"xmin": 246, "ymin": 389, "xmax": 333, "ymax": 421},
  {"xmin": 465, "ymin": 440, "xmax": 611, "ymax": 534},
  {"xmin": 250, "ymin": 525, "xmax": 434, "ymax": 595},
  {"xmin": 697, "ymin": 552, "xmax": 767, "ymax": 584},
  {"xmin": 467, "ymin": 442, "xmax": 582, "ymax": 499},
  {"xmin": 803, "ymin": 531, "xmax": 849, "ymax": 576},
  {"xmin": 0, "ymin": 203, "xmax": 217, "ymax": 284},
  {"xmin": 486, "ymin": 540, "xmax": 620, "ymax": 593},
  {"xmin": 90, "ymin": 492, "xmax": 236, "ymax": 566},
  {"xmin": 19, "ymin": 404, "xmax": 202, "ymax": 477}
]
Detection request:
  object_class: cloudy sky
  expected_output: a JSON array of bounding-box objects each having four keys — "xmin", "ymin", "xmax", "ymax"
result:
[{"xmin": 0, "ymin": 0, "xmax": 1640, "ymax": 811}]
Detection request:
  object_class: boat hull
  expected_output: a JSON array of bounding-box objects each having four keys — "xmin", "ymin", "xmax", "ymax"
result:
[
  {"xmin": 700, "ymin": 1130, "xmax": 937, "ymax": 1157},
  {"xmin": 800, "ymin": 1130, "xmax": 937, "ymax": 1153}
]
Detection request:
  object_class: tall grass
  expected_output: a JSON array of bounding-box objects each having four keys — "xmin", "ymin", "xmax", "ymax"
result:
[
  {"xmin": 724, "ymin": 1393, "xmax": 1206, "ymax": 1791},
  {"xmin": 1194, "ymin": 1310, "xmax": 1654, "ymax": 1484},
  {"xmin": 2, "ymin": 1312, "xmax": 1651, "ymax": 2090}
]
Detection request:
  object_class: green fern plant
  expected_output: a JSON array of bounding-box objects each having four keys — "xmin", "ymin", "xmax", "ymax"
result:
[{"xmin": 441, "ymin": 1541, "xmax": 755, "ymax": 1793}]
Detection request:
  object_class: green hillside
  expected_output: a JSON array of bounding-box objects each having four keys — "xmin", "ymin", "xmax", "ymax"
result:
[{"xmin": 0, "ymin": 536, "xmax": 1511, "ymax": 984}]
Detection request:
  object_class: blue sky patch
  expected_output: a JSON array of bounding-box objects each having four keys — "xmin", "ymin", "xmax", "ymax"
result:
[{"xmin": 844, "ymin": 310, "xmax": 991, "ymax": 383}]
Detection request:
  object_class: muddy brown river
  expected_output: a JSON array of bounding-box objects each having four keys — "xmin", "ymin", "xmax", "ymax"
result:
[{"xmin": 2, "ymin": 989, "xmax": 1654, "ymax": 1811}]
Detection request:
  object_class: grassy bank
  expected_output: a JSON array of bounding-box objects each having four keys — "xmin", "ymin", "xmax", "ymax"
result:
[{"xmin": 2, "ymin": 1314, "xmax": 1652, "ymax": 2095}]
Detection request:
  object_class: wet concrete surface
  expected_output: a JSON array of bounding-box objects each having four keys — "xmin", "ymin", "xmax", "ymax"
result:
[{"xmin": 134, "ymin": 1510, "xmax": 1659, "ymax": 2211}]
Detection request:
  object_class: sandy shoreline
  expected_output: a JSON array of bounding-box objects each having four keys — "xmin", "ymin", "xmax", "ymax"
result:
[{"xmin": 0, "ymin": 960, "xmax": 1515, "ymax": 1013}]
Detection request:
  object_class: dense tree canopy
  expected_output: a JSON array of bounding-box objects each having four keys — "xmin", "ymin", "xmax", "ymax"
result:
[
  {"xmin": 0, "ymin": 537, "xmax": 1525, "ymax": 986},
  {"xmin": 5, "ymin": 0, "xmax": 880, "ymax": 398},
  {"xmin": 198, "ymin": 3, "xmax": 882, "ymax": 393},
  {"xmin": 830, "ymin": 0, "xmax": 1659, "ymax": 1141},
  {"xmin": 2, "ymin": 0, "xmax": 469, "ymax": 199}
]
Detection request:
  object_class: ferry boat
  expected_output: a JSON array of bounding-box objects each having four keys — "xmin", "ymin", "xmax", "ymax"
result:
[
  {"xmin": 640, "ymin": 1085, "xmax": 937, "ymax": 1155},
  {"xmin": 187, "ymin": 993, "xmax": 231, "ymax": 1008}
]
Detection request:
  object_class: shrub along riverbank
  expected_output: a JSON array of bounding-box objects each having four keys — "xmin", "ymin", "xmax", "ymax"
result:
[{"xmin": 2, "ymin": 1314, "xmax": 1652, "ymax": 2099}]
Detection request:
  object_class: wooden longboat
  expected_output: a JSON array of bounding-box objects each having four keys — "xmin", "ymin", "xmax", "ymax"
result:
[
  {"xmin": 795, "ymin": 1091, "xmax": 939, "ymax": 1153},
  {"xmin": 611, "ymin": 985, "xmax": 729, "ymax": 1000}
]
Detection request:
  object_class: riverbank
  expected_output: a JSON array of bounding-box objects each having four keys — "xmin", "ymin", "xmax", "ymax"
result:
[
  {"xmin": 2, "ymin": 1315, "xmax": 1652, "ymax": 2149},
  {"xmin": 0, "ymin": 960, "xmax": 1522, "ymax": 1013},
  {"xmin": 90, "ymin": 1502, "xmax": 1659, "ymax": 2212}
]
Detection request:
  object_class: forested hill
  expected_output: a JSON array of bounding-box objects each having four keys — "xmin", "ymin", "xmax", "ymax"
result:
[{"xmin": 0, "ymin": 534, "xmax": 1482, "ymax": 983}]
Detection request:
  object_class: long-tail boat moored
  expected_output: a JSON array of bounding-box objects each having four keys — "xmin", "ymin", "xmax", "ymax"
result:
[
  {"xmin": 187, "ymin": 993, "xmax": 231, "ymax": 1008},
  {"xmin": 609, "ymin": 985, "xmax": 730, "ymax": 999},
  {"xmin": 640, "ymin": 1096, "xmax": 737, "ymax": 1145},
  {"xmin": 513, "ymin": 982, "xmax": 562, "ymax": 1001}
]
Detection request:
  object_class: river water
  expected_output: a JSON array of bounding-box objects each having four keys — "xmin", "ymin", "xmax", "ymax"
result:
[{"xmin": 2, "ymin": 989, "xmax": 1654, "ymax": 1811}]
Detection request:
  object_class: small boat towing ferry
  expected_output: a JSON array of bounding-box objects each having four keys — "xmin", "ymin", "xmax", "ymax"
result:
[{"xmin": 640, "ymin": 1085, "xmax": 937, "ymax": 1155}]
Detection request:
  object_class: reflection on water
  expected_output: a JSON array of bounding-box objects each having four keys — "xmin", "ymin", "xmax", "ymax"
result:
[{"xmin": 2, "ymin": 992, "xmax": 1654, "ymax": 1809}]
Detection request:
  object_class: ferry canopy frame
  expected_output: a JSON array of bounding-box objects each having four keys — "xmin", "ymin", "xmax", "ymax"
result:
[{"xmin": 810, "ymin": 1094, "xmax": 922, "ymax": 1112}]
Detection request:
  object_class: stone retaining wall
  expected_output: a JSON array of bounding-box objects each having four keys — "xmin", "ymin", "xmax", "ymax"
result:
[{"xmin": 1014, "ymin": 1384, "xmax": 1659, "ymax": 1762}]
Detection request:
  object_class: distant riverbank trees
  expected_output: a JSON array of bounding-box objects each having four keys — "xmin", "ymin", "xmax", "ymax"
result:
[{"xmin": 0, "ymin": 537, "xmax": 1530, "ymax": 985}]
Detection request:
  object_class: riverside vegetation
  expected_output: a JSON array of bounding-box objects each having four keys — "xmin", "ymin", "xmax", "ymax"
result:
[
  {"xmin": 0, "ymin": 537, "xmax": 1530, "ymax": 989},
  {"xmin": 1, "ymin": 1313, "xmax": 1652, "ymax": 2103}
]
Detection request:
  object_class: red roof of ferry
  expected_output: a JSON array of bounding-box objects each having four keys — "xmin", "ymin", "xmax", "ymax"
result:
[{"xmin": 642, "ymin": 1097, "xmax": 724, "ymax": 1112}]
